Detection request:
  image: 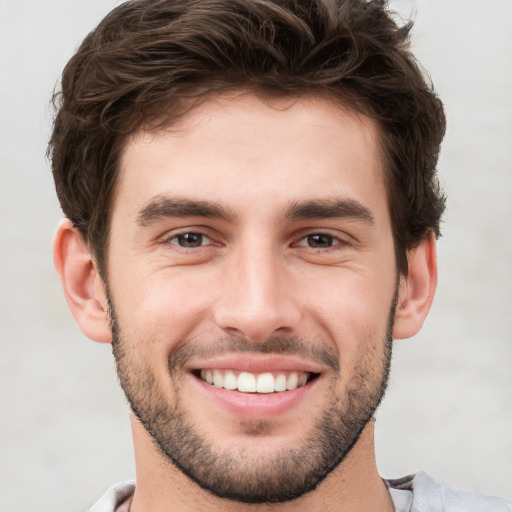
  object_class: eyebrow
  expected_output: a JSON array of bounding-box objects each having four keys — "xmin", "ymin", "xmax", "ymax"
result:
[
  {"xmin": 284, "ymin": 199, "xmax": 375, "ymax": 224},
  {"xmin": 136, "ymin": 195, "xmax": 374, "ymax": 226},
  {"xmin": 137, "ymin": 196, "xmax": 235, "ymax": 225}
]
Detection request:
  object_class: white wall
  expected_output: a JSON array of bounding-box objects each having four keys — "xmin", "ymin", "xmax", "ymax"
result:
[{"xmin": 0, "ymin": 1, "xmax": 510, "ymax": 510}]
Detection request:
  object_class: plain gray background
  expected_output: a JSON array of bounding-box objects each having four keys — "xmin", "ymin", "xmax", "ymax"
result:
[{"xmin": 0, "ymin": 1, "xmax": 511, "ymax": 510}]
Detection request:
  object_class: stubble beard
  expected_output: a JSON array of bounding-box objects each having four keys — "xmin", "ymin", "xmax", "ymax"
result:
[{"xmin": 109, "ymin": 291, "xmax": 397, "ymax": 504}]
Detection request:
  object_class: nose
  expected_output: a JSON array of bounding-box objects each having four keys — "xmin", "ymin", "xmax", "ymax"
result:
[{"xmin": 213, "ymin": 244, "xmax": 302, "ymax": 342}]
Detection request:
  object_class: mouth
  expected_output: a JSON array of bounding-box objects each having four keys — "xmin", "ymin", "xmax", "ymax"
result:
[
  {"xmin": 187, "ymin": 356, "xmax": 325, "ymax": 418},
  {"xmin": 188, "ymin": 354, "xmax": 323, "ymax": 421},
  {"xmin": 195, "ymin": 369, "xmax": 320, "ymax": 393}
]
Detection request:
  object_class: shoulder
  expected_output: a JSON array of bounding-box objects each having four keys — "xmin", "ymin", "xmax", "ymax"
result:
[
  {"xmin": 386, "ymin": 471, "xmax": 512, "ymax": 512},
  {"xmin": 88, "ymin": 480, "xmax": 135, "ymax": 512}
]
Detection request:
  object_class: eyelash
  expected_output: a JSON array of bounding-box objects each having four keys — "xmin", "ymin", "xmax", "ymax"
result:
[
  {"xmin": 293, "ymin": 233, "xmax": 348, "ymax": 250},
  {"xmin": 161, "ymin": 230, "xmax": 349, "ymax": 251},
  {"xmin": 162, "ymin": 231, "xmax": 215, "ymax": 249}
]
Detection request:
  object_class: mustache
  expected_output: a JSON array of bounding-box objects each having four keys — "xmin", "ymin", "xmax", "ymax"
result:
[{"xmin": 168, "ymin": 336, "xmax": 340, "ymax": 373}]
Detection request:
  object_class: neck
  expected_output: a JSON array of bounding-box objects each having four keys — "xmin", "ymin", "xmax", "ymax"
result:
[{"xmin": 129, "ymin": 416, "xmax": 394, "ymax": 512}]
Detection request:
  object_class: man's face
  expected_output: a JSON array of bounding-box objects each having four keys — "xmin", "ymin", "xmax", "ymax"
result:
[{"xmin": 106, "ymin": 93, "xmax": 400, "ymax": 503}]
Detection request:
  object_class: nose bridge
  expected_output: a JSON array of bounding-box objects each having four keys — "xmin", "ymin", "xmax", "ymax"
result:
[{"xmin": 213, "ymin": 237, "xmax": 299, "ymax": 341}]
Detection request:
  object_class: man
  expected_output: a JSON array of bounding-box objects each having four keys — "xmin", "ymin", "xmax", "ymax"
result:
[{"xmin": 48, "ymin": 0, "xmax": 511, "ymax": 510}]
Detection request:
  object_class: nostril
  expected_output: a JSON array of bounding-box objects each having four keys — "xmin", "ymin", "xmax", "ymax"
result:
[
  {"xmin": 213, "ymin": 308, "xmax": 301, "ymax": 342},
  {"xmin": 212, "ymin": 282, "xmax": 302, "ymax": 342}
]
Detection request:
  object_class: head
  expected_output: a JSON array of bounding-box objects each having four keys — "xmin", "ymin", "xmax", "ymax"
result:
[
  {"xmin": 50, "ymin": 0, "xmax": 445, "ymax": 505},
  {"xmin": 49, "ymin": 0, "xmax": 445, "ymax": 279}
]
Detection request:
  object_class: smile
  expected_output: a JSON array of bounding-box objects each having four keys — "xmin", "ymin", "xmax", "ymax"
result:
[{"xmin": 198, "ymin": 369, "xmax": 316, "ymax": 393}]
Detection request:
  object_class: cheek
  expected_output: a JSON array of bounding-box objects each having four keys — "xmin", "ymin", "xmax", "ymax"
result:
[
  {"xmin": 311, "ymin": 269, "xmax": 394, "ymax": 321},
  {"xmin": 112, "ymin": 269, "xmax": 216, "ymax": 349},
  {"xmin": 304, "ymin": 268, "xmax": 395, "ymax": 357}
]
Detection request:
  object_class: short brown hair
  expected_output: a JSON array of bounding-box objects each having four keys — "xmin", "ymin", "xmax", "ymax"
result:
[{"xmin": 49, "ymin": 0, "xmax": 446, "ymax": 275}]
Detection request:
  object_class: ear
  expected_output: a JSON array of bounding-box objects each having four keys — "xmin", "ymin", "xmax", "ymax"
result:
[
  {"xmin": 53, "ymin": 219, "xmax": 112, "ymax": 343},
  {"xmin": 393, "ymin": 233, "xmax": 437, "ymax": 339}
]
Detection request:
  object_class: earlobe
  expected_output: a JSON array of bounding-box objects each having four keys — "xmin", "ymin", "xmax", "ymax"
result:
[
  {"xmin": 393, "ymin": 233, "xmax": 438, "ymax": 340},
  {"xmin": 53, "ymin": 219, "xmax": 112, "ymax": 344}
]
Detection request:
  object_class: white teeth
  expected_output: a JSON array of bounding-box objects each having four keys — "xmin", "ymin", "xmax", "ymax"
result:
[
  {"xmin": 286, "ymin": 372, "xmax": 298, "ymax": 391},
  {"xmin": 256, "ymin": 373, "xmax": 275, "ymax": 393},
  {"xmin": 199, "ymin": 369, "xmax": 312, "ymax": 393},
  {"xmin": 223, "ymin": 370, "xmax": 238, "ymax": 390},
  {"xmin": 238, "ymin": 372, "xmax": 256, "ymax": 392},
  {"xmin": 213, "ymin": 369, "xmax": 224, "ymax": 388},
  {"xmin": 274, "ymin": 374, "xmax": 287, "ymax": 392}
]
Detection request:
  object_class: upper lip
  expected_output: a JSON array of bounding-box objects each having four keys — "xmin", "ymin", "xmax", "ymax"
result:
[{"xmin": 186, "ymin": 354, "xmax": 324, "ymax": 374}]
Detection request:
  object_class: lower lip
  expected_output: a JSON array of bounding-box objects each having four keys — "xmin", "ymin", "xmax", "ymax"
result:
[{"xmin": 191, "ymin": 374, "xmax": 319, "ymax": 419}]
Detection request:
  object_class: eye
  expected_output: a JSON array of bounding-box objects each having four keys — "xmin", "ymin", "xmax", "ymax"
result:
[
  {"xmin": 297, "ymin": 233, "xmax": 339, "ymax": 249},
  {"xmin": 168, "ymin": 232, "xmax": 212, "ymax": 248}
]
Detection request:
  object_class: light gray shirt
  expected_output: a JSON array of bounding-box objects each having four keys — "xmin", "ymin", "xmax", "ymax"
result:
[
  {"xmin": 89, "ymin": 471, "xmax": 512, "ymax": 511},
  {"xmin": 385, "ymin": 471, "xmax": 512, "ymax": 511}
]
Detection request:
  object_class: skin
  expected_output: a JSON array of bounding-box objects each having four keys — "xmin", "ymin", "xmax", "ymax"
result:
[{"xmin": 54, "ymin": 92, "xmax": 437, "ymax": 511}]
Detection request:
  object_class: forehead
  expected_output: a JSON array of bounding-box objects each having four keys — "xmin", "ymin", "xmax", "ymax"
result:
[{"xmin": 115, "ymin": 92, "xmax": 387, "ymax": 219}]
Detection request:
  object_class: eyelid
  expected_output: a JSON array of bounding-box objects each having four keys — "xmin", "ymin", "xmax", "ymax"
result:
[
  {"xmin": 159, "ymin": 227, "xmax": 218, "ymax": 247},
  {"xmin": 292, "ymin": 230, "xmax": 351, "ymax": 248},
  {"xmin": 170, "ymin": 232, "xmax": 211, "ymax": 245}
]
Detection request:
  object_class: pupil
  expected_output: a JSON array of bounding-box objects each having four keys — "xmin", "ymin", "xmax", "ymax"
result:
[
  {"xmin": 179, "ymin": 233, "xmax": 202, "ymax": 247},
  {"xmin": 308, "ymin": 234, "xmax": 332, "ymax": 248}
]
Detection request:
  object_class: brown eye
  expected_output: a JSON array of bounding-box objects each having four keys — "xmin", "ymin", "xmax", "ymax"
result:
[
  {"xmin": 306, "ymin": 234, "xmax": 334, "ymax": 248},
  {"xmin": 172, "ymin": 232, "xmax": 208, "ymax": 248}
]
